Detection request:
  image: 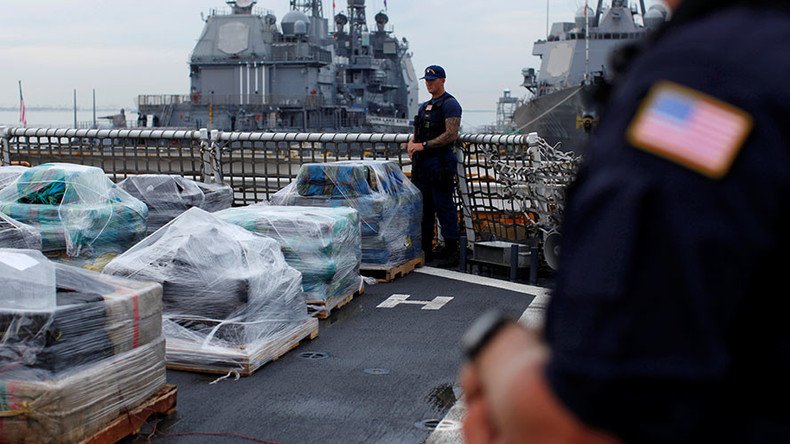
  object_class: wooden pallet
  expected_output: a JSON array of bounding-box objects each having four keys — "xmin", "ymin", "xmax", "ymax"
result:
[
  {"xmin": 360, "ymin": 255, "xmax": 425, "ymax": 282},
  {"xmin": 82, "ymin": 384, "xmax": 177, "ymax": 444},
  {"xmin": 165, "ymin": 317, "xmax": 319, "ymax": 376},
  {"xmin": 308, "ymin": 286, "xmax": 365, "ymax": 319}
]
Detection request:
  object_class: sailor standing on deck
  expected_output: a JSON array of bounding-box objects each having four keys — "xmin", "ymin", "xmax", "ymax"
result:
[
  {"xmin": 460, "ymin": 0, "xmax": 790, "ymax": 442},
  {"xmin": 407, "ymin": 65, "xmax": 462, "ymax": 268}
]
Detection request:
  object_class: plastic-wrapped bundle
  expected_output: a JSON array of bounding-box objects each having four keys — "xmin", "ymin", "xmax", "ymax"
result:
[
  {"xmin": 216, "ymin": 205, "xmax": 363, "ymax": 315},
  {"xmin": 103, "ymin": 207, "xmax": 317, "ymax": 374},
  {"xmin": 0, "ymin": 257, "xmax": 166, "ymax": 444},
  {"xmin": 0, "ymin": 211, "xmax": 42, "ymax": 250},
  {"xmin": 0, "ymin": 163, "xmax": 148, "ymax": 257},
  {"xmin": 270, "ymin": 160, "xmax": 422, "ymax": 268},
  {"xmin": 0, "ymin": 165, "xmax": 29, "ymax": 191},
  {"xmin": 117, "ymin": 174, "xmax": 233, "ymax": 234},
  {"xmin": 0, "ymin": 253, "xmax": 163, "ymax": 376}
]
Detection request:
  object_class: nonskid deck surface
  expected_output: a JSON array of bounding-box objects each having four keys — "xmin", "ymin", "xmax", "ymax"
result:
[{"xmin": 132, "ymin": 268, "xmax": 543, "ymax": 443}]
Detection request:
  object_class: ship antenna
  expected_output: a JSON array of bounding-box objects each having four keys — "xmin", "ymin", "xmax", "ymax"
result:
[
  {"xmin": 545, "ymin": 0, "xmax": 549, "ymax": 38},
  {"xmin": 584, "ymin": 0, "xmax": 590, "ymax": 83}
]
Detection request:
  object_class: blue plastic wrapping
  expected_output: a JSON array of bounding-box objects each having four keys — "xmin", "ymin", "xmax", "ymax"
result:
[
  {"xmin": 270, "ymin": 160, "xmax": 422, "ymax": 268},
  {"xmin": 216, "ymin": 204, "xmax": 363, "ymax": 316},
  {"xmin": 0, "ymin": 163, "xmax": 148, "ymax": 257}
]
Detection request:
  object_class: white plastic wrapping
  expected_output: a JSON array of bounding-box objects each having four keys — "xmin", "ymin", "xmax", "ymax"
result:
[
  {"xmin": 0, "ymin": 249, "xmax": 55, "ymax": 311},
  {"xmin": 0, "ymin": 212, "xmax": 42, "ymax": 250},
  {"xmin": 0, "ymin": 165, "xmax": 29, "ymax": 191},
  {"xmin": 270, "ymin": 160, "xmax": 422, "ymax": 268},
  {"xmin": 0, "ymin": 261, "xmax": 166, "ymax": 443},
  {"xmin": 216, "ymin": 205, "xmax": 363, "ymax": 316},
  {"xmin": 0, "ymin": 163, "xmax": 148, "ymax": 257},
  {"xmin": 103, "ymin": 207, "xmax": 316, "ymax": 374},
  {"xmin": 117, "ymin": 174, "xmax": 233, "ymax": 234}
]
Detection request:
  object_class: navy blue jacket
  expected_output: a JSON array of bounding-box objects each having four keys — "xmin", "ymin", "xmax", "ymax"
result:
[{"xmin": 545, "ymin": 6, "xmax": 790, "ymax": 443}]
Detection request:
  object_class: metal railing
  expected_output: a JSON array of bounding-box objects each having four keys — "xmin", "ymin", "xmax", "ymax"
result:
[{"xmin": 0, "ymin": 127, "xmax": 578, "ymax": 249}]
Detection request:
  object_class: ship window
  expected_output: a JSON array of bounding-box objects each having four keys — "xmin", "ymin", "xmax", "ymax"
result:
[{"xmin": 604, "ymin": 33, "xmax": 611, "ymax": 38}]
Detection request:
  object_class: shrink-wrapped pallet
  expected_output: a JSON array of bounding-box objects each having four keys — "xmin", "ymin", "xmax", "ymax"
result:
[
  {"xmin": 0, "ymin": 252, "xmax": 166, "ymax": 444},
  {"xmin": 103, "ymin": 207, "xmax": 317, "ymax": 375},
  {"xmin": 0, "ymin": 163, "xmax": 148, "ymax": 257},
  {"xmin": 117, "ymin": 174, "xmax": 233, "ymax": 234},
  {"xmin": 270, "ymin": 160, "xmax": 422, "ymax": 268},
  {"xmin": 216, "ymin": 205, "xmax": 363, "ymax": 316}
]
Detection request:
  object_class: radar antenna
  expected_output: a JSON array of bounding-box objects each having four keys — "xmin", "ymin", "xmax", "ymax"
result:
[{"xmin": 290, "ymin": 0, "xmax": 323, "ymax": 18}]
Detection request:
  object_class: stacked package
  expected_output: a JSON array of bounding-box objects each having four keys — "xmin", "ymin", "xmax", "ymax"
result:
[
  {"xmin": 270, "ymin": 160, "xmax": 422, "ymax": 268},
  {"xmin": 0, "ymin": 165, "xmax": 29, "ymax": 191},
  {"xmin": 217, "ymin": 205, "xmax": 363, "ymax": 316},
  {"xmin": 0, "ymin": 163, "xmax": 148, "ymax": 257},
  {"xmin": 0, "ymin": 249, "xmax": 165, "ymax": 444},
  {"xmin": 0, "ymin": 211, "xmax": 41, "ymax": 250},
  {"xmin": 103, "ymin": 207, "xmax": 317, "ymax": 375},
  {"xmin": 117, "ymin": 174, "xmax": 233, "ymax": 235}
]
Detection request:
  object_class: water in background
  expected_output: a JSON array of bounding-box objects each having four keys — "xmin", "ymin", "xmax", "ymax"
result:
[
  {"xmin": 0, "ymin": 109, "xmax": 499, "ymax": 132},
  {"xmin": 0, "ymin": 108, "xmax": 133, "ymax": 129}
]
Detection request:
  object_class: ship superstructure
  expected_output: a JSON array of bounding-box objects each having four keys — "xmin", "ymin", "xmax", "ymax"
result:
[
  {"xmin": 137, "ymin": 0, "xmax": 418, "ymax": 132},
  {"xmin": 512, "ymin": 0, "xmax": 669, "ymax": 151}
]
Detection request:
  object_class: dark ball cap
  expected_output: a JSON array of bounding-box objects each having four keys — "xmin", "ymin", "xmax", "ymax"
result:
[{"xmin": 420, "ymin": 65, "xmax": 446, "ymax": 80}]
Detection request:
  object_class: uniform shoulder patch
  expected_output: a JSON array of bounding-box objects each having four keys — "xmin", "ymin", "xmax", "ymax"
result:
[{"xmin": 626, "ymin": 81, "xmax": 753, "ymax": 179}]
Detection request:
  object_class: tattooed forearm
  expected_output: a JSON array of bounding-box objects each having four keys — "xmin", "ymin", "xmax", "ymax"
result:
[{"xmin": 429, "ymin": 117, "xmax": 461, "ymax": 147}]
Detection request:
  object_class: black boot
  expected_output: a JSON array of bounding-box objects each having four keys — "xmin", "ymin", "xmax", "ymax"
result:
[{"xmin": 436, "ymin": 239, "xmax": 459, "ymax": 268}]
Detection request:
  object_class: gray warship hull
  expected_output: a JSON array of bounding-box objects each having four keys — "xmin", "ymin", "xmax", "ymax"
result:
[
  {"xmin": 514, "ymin": 0, "xmax": 670, "ymax": 152},
  {"xmin": 511, "ymin": 86, "xmax": 589, "ymax": 153}
]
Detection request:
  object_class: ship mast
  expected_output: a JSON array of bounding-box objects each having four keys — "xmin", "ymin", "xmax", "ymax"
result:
[
  {"xmin": 584, "ymin": 0, "xmax": 590, "ymax": 83},
  {"xmin": 290, "ymin": 0, "xmax": 323, "ymax": 18}
]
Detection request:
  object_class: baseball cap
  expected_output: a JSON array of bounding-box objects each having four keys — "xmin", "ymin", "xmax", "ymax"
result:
[{"xmin": 420, "ymin": 65, "xmax": 446, "ymax": 80}]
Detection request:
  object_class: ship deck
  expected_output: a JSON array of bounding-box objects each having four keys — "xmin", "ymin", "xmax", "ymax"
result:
[{"xmin": 125, "ymin": 267, "xmax": 550, "ymax": 444}]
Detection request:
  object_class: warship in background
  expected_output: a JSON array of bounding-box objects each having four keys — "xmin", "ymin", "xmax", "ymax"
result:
[
  {"xmin": 137, "ymin": 0, "xmax": 418, "ymax": 133},
  {"xmin": 512, "ymin": 0, "xmax": 670, "ymax": 152}
]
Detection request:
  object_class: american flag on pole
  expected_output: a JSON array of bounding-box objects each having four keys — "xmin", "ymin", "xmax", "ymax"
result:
[
  {"xmin": 18, "ymin": 81, "xmax": 27, "ymax": 127},
  {"xmin": 627, "ymin": 81, "xmax": 752, "ymax": 179}
]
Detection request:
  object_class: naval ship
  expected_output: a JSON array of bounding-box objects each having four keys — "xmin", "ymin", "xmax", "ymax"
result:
[
  {"xmin": 137, "ymin": 0, "xmax": 418, "ymax": 133},
  {"xmin": 512, "ymin": 0, "xmax": 670, "ymax": 152}
]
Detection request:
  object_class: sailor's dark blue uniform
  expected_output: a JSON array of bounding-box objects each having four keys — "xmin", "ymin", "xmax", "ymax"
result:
[
  {"xmin": 544, "ymin": 5, "xmax": 790, "ymax": 443},
  {"xmin": 412, "ymin": 92, "xmax": 462, "ymax": 255}
]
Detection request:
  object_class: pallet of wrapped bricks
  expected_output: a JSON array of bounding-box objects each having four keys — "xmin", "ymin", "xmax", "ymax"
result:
[
  {"xmin": 270, "ymin": 160, "xmax": 422, "ymax": 270},
  {"xmin": 0, "ymin": 163, "xmax": 148, "ymax": 258},
  {"xmin": 0, "ymin": 250, "xmax": 168, "ymax": 444},
  {"xmin": 104, "ymin": 207, "xmax": 318, "ymax": 376},
  {"xmin": 216, "ymin": 204, "xmax": 364, "ymax": 318},
  {"xmin": 118, "ymin": 174, "xmax": 233, "ymax": 235}
]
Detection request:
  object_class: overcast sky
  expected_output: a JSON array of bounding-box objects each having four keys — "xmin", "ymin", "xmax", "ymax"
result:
[{"xmin": 0, "ymin": 0, "xmax": 662, "ymax": 114}]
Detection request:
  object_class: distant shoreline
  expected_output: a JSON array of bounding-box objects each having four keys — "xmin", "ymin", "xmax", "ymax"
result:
[{"xmin": 0, "ymin": 106, "xmax": 131, "ymax": 112}]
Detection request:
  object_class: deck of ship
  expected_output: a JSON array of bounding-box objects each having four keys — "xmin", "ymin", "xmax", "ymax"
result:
[{"xmin": 123, "ymin": 267, "xmax": 549, "ymax": 443}]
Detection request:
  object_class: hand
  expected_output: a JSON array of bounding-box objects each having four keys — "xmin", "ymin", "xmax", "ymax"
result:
[
  {"xmin": 461, "ymin": 324, "xmax": 620, "ymax": 444},
  {"xmin": 406, "ymin": 136, "xmax": 424, "ymax": 159}
]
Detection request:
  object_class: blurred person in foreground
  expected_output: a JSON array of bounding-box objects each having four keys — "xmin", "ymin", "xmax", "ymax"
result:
[{"xmin": 460, "ymin": 0, "xmax": 790, "ymax": 442}]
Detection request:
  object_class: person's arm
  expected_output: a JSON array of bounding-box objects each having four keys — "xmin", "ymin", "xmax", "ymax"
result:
[
  {"xmin": 424, "ymin": 116, "xmax": 460, "ymax": 148},
  {"xmin": 461, "ymin": 323, "xmax": 620, "ymax": 444}
]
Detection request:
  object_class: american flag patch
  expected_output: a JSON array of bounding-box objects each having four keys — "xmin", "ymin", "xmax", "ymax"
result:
[{"xmin": 627, "ymin": 81, "xmax": 752, "ymax": 179}]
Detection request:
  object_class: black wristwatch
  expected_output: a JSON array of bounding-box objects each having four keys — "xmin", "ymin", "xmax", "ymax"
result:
[
  {"xmin": 461, "ymin": 310, "xmax": 514, "ymax": 361},
  {"xmin": 422, "ymin": 141, "xmax": 429, "ymax": 149}
]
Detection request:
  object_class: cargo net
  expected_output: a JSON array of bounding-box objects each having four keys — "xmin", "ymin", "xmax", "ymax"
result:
[{"xmin": 459, "ymin": 136, "xmax": 581, "ymax": 244}]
